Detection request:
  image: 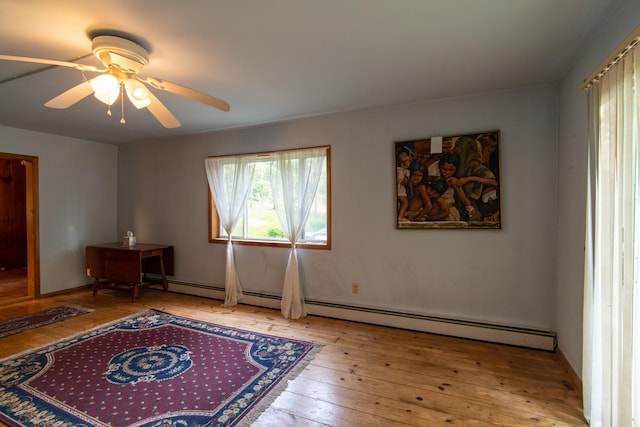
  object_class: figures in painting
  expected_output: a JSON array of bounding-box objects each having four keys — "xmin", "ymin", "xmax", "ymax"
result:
[
  {"xmin": 424, "ymin": 179, "xmax": 449, "ymax": 221},
  {"xmin": 396, "ymin": 146, "xmax": 413, "ymax": 221},
  {"xmin": 395, "ymin": 131, "xmax": 501, "ymax": 228},
  {"xmin": 404, "ymin": 163, "xmax": 430, "ymax": 222}
]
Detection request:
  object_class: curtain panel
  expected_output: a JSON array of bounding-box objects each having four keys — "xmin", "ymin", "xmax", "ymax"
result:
[
  {"xmin": 270, "ymin": 147, "xmax": 327, "ymax": 319},
  {"xmin": 583, "ymin": 42, "xmax": 639, "ymax": 426},
  {"xmin": 205, "ymin": 156, "xmax": 256, "ymax": 306}
]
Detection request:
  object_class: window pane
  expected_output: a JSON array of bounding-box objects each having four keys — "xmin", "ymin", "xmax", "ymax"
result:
[
  {"xmin": 303, "ymin": 163, "xmax": 327, "ymax": 242},
  {"xmin": 246, "ymin": 161, "xmax": 285, "ymax": 239},
  {"xmin": 210, "ymin": 146, "xmax": 330, "ymax": 247}
]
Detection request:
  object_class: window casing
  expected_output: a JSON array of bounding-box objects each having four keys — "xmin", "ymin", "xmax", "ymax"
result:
[{"xmin": 208, "ymin": 146, "xmax": 331, "ymax": 249}]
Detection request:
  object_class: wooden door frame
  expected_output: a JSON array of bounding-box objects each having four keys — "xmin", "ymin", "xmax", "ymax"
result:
[{"xmin": 0, "ymin": 152, "xmax": 39, "ymax": 298}]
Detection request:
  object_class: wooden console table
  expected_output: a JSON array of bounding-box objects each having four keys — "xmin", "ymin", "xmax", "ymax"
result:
[{"xmin": 86, "ymin": 243, "xmax": 174, "ymax": 301}]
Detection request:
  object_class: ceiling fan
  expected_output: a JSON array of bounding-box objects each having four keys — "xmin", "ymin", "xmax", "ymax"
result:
[{"xmin": 0, "ymin": 35, "xmax": 230, "ymax": 128}]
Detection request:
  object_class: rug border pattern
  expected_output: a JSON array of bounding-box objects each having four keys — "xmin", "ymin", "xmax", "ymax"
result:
[{"xmin": 0, "ymin": 305, "xmax": 92, "ymax": 339}]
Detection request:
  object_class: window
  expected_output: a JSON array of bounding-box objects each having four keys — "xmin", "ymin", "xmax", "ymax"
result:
[{"xmin": 207, "ymin": 146, "xmax": 331, "ymax": 249}]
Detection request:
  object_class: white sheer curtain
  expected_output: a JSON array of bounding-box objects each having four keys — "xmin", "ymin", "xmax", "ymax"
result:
[
  {"xmin": 270, "ymin": 147, "xmax": 326, "ymax": 319},
  {"xmin": 583, "ymin": 41, "xmax": 639, "ymax": 426},
  {"xmin": 205, "ymin": 156, "xmax": 255, "ymax": 306}
]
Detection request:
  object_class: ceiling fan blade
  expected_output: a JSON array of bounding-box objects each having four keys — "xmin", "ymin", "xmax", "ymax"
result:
[
  {"xmin": 145, "ymin": 90, "xmax": 181, "ymax": 128},
  {"xmin": 140, "ymin": 77, "xmax": 230, "ymax": 112},
  {"xmin": 0, "ymin": 54, "xmax": 103, "ymax": 72},
  {"xmin": 44, "ymin": 81, "xmax": 94, "ymax": 109}
]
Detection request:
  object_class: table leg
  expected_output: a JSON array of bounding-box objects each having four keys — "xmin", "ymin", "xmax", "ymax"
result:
[
  {"xmin": 159, "ymin": 255, "xmax": 168, "ymax": 291},
  {"xmin": 92, "ymin": 278, "xmax": 100, "ymax": 296}
]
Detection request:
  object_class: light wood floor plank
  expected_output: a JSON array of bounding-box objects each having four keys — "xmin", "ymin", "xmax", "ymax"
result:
[{"xmin": 0, "ymin": 288, "xmax": 586, "ymax": 426}]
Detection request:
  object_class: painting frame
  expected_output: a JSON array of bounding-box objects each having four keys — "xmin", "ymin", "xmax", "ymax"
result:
[{"xmin": 395, "ymin": 130, "xmax": 501, "ymax": 230}]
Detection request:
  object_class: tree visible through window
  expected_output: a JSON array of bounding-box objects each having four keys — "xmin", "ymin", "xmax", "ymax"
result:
[{"xmin": 208, "ymin": 146, "xmax": 330, "ymax": 248}]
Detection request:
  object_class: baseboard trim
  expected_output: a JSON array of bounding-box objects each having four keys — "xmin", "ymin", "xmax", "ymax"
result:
[
  {"xmin": 162, "ymin": 280, "xmax": 557, "ymax": 351},
  {"xmin": 40, "ymin": 284, "xmax": 93, "ymax": 298}
]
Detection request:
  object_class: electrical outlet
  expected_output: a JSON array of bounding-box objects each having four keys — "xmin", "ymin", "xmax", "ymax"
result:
[{"xmin": 352, "ymin": 282, "xmax": 359, "ymax": 294}]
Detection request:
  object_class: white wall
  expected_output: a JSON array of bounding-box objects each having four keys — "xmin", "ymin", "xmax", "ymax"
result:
[
  {"xmin": 0, "ymin": 126, "xmax": 118, "ymax": 294},
  {"xmin": 119, "ymin": 83, "xmax": 559, "ymax": 330},
  {"xmin": 556, "ymin": 0, "xmax": 640, "ymax": 378}
]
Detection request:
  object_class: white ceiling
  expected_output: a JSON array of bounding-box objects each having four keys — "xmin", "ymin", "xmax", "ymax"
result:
[{"xmin": 0, "ymin": 0, "xmax": 612, "ymax": 144}]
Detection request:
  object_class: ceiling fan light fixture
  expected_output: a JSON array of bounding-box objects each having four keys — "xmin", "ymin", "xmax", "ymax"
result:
[
  {"xmin": 124, "ymin": 79, "xmax": 151, "ymax": 109},
  {"xmin": 1, "ymin": 33, "xmax": 230, "ymax": 128},
  {"xmin": 89, "ymin": 73, "xmax": 120, "ymax": 105}
]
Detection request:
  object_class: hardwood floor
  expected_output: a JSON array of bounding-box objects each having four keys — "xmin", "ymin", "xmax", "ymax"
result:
[
  {"xmin": 0, "ymin": 267, "xmax": 28, "ymax": 302},
  {"xmin": 0, "ymin": 288, "xmax": 586, "ymax": 426}
]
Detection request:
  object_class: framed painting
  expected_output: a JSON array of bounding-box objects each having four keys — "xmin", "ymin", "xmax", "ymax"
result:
[{"xmin": 395, "ymin": 130, "xmax": 501, "ymax": 229}]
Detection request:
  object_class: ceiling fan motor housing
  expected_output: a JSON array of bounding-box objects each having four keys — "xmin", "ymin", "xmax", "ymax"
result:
[{"xmin": 92, "ymin": 35, "xmax": 149, "ymax": 74}]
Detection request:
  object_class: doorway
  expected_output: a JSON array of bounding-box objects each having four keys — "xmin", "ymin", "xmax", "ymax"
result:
[{"xmin": 0, "ymin": 152, "xmax": 39, "ymax": 303}]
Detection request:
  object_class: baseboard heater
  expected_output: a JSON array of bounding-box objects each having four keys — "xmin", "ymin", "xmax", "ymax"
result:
[{"xmin": 157, "ymin": 279, "xmax": 557, "ymax": 351}]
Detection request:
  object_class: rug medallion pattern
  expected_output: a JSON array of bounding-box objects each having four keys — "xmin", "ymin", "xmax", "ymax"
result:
[{"xmin": 0, "ymin": 310, "xmax": 320, "ymax": 427}]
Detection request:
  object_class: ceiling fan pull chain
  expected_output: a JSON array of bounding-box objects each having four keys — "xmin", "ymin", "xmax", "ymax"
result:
[{"xmin": 120, "ymin": 81, "xmax": 126, "ymax": 124}]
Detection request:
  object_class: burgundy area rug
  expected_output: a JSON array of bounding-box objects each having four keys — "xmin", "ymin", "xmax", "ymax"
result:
[
  {"xmin": 0, "ymin": 309, "xmax": 321, "ymax": 427},
  {"xmin": 0, "ymin": 306, "xmax": 92, "ymax": 339}
]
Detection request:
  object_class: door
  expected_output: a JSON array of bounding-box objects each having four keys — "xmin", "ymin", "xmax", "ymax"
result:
[
  {"xmin": 0, "ymin": 152, "xmax": 39, "ymax": 300},
  {"xmin": 0, "ymin": 158, "xmax": 27, "ymax": 268}
]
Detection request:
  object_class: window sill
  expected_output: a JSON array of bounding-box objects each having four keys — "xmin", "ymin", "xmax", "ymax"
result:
[{"xmin": 209, "ymin": 237, "xmax": 330, "ymax": 250}]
